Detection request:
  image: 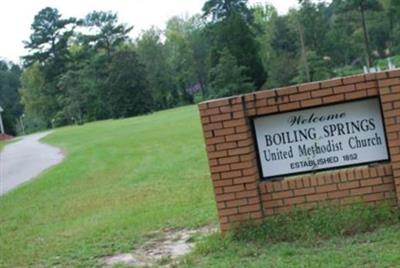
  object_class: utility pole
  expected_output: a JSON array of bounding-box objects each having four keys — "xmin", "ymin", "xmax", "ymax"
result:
[{"xmin": 0, "ymin": 106, "xmax": 4, "ymax": 134}]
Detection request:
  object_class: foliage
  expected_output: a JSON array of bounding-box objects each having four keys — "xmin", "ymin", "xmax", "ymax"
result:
[
  {"xmin": 3, "ymin": 0, "xmax": 400, "ymax": 133},
  {"xmin": 107, "ymin": 48, "xmax": 153, "ymax": 118},
  {"xmin": 0, "ymin": 61, "xmax": 22, "ymax": 135},
  {"xmin": 208, "ymin": 48, "xmax": 254, "ymax": 97}
]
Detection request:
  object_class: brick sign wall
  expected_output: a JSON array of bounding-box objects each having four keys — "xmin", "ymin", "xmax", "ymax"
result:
[{"xmin": 199, "ymin": 70, "xmax": 400, "ymax": 232}]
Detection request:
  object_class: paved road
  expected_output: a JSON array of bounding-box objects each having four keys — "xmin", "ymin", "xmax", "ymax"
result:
[{"xmin": 0, "ymin": 132, "xmax": 64, "ymax": 196}]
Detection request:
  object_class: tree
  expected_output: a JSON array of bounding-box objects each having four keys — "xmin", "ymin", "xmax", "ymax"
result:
[
  {"xmin": 335, "ymin": 0, "xmax": 382, "ymax": 68},
  {"xmin": 208, "ymin": 48, "xmax": 254, "ymax": 97},
  {"xmin": 82, "ymin": 11, "xmax": 133, "ymax": 59},
  {"xmin": 23, "ymin": 7, "xmax": 76, "ymax": 74},
  {"xmin": 107, "ymin": 49, "xmax": 153, "ymax": 118},
  {"xmin": 0, "ymin": 61, "xmax": 22, "ymax": 135},
  {"xmin": 20, "ymin": 63, "xmax": 52, "ymax": 129},
  {"xmin": 137, "ymin": 27, "xmax": 175, "ymax": 110},
  {"xmin": 203, "ymin": 0, "xmax": 253, "ymax": 23},
  {"xmin": 203, "ymin": 0, "xmax": 266, "ymax": 89}
]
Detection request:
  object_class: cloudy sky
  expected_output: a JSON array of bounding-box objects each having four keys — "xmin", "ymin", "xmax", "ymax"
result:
[{"xmin": 0, "ymin": 0, "xmax": 299, "ymax": 63}]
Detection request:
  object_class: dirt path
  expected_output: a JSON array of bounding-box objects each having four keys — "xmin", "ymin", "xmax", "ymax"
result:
[{"xmin": 0, "ymin": 132, "xmax": 64, "ymax": 196}]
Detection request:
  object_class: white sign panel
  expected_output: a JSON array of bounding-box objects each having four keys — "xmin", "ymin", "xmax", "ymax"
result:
[{"xmin": 253, "ymin": 98, "xmax": 389, "ymax": 179}]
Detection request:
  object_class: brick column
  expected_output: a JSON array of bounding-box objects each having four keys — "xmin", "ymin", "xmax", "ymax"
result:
[
  {"xmin": 199, "ymin": 96, "xmax": 263, "ymax": 232},
  {"xmin": 379, "ymin": 70, "xmax": 400, "ymax": 205}
]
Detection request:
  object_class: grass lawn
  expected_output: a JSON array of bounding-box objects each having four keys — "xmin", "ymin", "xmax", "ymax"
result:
[
  {"xmin": 0, "ymin": 105, "xmax": 399, "ymax": 267},
  {"xmin": 0, "ymin": 106, "xmax": 216, "ymax": 267},
  {"xmin": 184, "ymin": 224, "xmax": 400, "ymax": 268}
]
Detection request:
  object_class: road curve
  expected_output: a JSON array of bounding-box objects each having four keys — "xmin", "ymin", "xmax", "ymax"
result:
[{"xmin": 0, "ymin": 132, "xmax": 64, "ymax": 196}]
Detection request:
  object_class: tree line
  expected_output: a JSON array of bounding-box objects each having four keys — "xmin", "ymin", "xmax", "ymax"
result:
[{"xmin": 1, "ymin": 0, "xmax": 399, "ymax": 135}]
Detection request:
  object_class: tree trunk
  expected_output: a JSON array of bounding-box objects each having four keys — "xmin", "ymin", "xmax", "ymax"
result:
[
  {"xmin": 297, "ymin": 22, "xmax": 310, "ymax": 82},
  {"xmin": 360, "ymin": 4, "xmax": 372, "ymax": 68}
]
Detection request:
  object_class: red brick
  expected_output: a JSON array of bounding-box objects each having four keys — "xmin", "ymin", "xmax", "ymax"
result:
[
  {"xmin": 327, "ymin": 190, "xmax": 349, "ymax": 199},
  {"xmin": 233, "ymin": 176, "xmax": 256, "ymax": 184},
  {"xmin": 203, "ymin": 122, "xmax": 223, "ymax": 132},
  {"xmin": 245, "ymin": 182, "xmax": 258, "ymax": 190},
  {"xmin": 223, "ymin": 119, "xmax": 247, "ymax": 128},
  {"xmin": 360, "ymin": 178, "xmax": 382, "ymax": 187},
  {"xmin": 257, "ymin": 105, "xmax": 278, "ymax": 115},
  {"xmin": 208, "ymin": 150, "xmax": 227, "ymax": 159},
  {"xmin": 210, "ymin": 113, "xmax": 231, "ymax": 122},
  {"xmin": 388, "ymin": 70, "xmax": 400, "ymax": 78},
  {"xmin": 298, "ymin": 82, "xmax": 320, "ymax": 92},
  {"xmin": 323, "ymin": 94, "xmax": 345, "ymax": 104},
  {"xmin": 345, "ymin": 90, "xmax": 367, "ymax": 100},
  {"xmin": 214, "ymin": 128, "xmax": 235, "ymax": 137},
  {"xmin": 214, "ymin": 179, "xmax": 233, "ymax": 187},
  {"xmin": 202, "ymin": 107, "xmax": 221, "ymax": 116},
  {"xmin": 228, "ymin": 147, "xmax": 253, "ymax": 156},
  {"xmin": 338, "ymin": 181, "xmax": 360, "ymax": 190},
  {"xmin": 311, "ymin": 88, "xmax": 333, "ymax": 98},
  {"xmin": 367, "ymin": 88, "xmax": 379, "ymax": 96},
  {"xmin": 207, "ymin": 98, "xmax": 231, "ymax": 108},
  {"xmin": 285, "ymin": 196, "xmax": 305, "ymax": 205},
  {"xmin": 301, "ymin": 98, "xmax": 322, "ymax": 107},
  {"xmin": 356, "ymin": 81, "xmax": 377, "ymax": 90},
  {"xmin": 350, "ymin": 187, "xmax": 372, "ymax": 196},
  {"xmin": 256, "ymin": 90, "xmax": 276, "ymax": 99},
  {"xmin": 290, "ymin": 92, "xmax": 311, "ymax": 102},
  {"xmin": 255, "ymin": 99, "xmax": 267, "ymax": 107},
  {"xmin": 235, "ymin": 126, "xmax": 249, "ymax": 134},
  {"xmin": 229, "ymin": 214, "xmax": 250, "ymax": 222},
  {"xmin": 321, "ymin": 78, "xmax": 343, "ymax": 88},
  {"xmin": 220, "ymin": 104, "xmax": 242, "ymax": 113},
  {"xmin": 272, "ymin": 190, "xmax": 293, "ymax": 199},
  {"xmin": 372, "ymin": 183, "xmax": 395, "ymax": 193},
  {"xmin": 225, "ymin": 132, "xmax": 250, "ymax": 142},
  {"xmin": 198, "ymin": 102, "xmax": 208, "ymax": 110},
  {"xmin": 236, "ymin": 190, "xmax": 259, "ymax": 199},
  {"xmin": 263, "ymin": 199, "xmax": 283, "ymax": 208},
  {"xmin": 306, "ymin": 193, "xmax": 328, "ymax": 202},
  {"xmin": 224, "ymin": 184, "xmax": 245, "ymax": 193},
  {"xmin": 242, "ymin": 167, "xmax": 258, "ymax": 176},
  {"xmin": 279, "ymin": 102, "xmax": 300, "ymax": 112},
  {"xmin": 276, "ymin": 86, "xmax": 298, "ymax": 96},
  {"xmin": 211, "ymin": 165, "xmax": 230, "ymax": 173},
  {"xmin": 381, "ymin": 93, "xmax": 400, "ymax": 103},
  {"xmin": 221, "ymin": 170, "xmax": 242, "ymax": 179},
  {"xmin": 230, "ymin": 161, "xmax": 253, "ymax": 170},
  {"xmin": 219, "ymin": 207, "xmax": 238, "ymax": 216},
  {"xmin": 226, "ymin": 199, "xmax": 248, "ymax": 208},
  {"xmin": 316, "ymin": 184, "xmax": 338, "ymax": 193},
  {"xmin": 334, "ymin": 84, "xmax": 356, "ymax": 94},
  {"xmin": 378, "ymin": 78, "xmax": 400, "ymax": 87},
  {"xmin": 215, "ymin": 193, "xmax": 235, "ymax": 202},
  {"xmin": 238, "ymin": 204, "xmax": 261, "ymax": 213},
  {"xmin": 216, "ymin": 142, "xmax": 237, "ymax": 151},
  {"xmin": 219, "ymin": 156, "xmax": 240, "ymax": 165},
  {"xmin": 342, "ymin": 75, "xmax": 365, "ymax": 85},
  {"xmin": 363, "ymin": 192, "xmax": 385, "ymax": 202},
  {"xmin": 233, "ymin": 111, "xmax": 245, "ymax": 119},
  {"xmin": 294, "ymin": 187, "xmax": 315, "ymax": 196}
]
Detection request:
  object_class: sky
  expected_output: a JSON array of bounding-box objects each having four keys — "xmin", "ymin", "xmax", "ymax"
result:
[{"xmin": 0, "ymin": 0, "xmax": 299, "ymax": 63}]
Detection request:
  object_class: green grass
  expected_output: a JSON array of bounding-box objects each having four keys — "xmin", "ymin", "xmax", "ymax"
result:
[
  {"xmin": 0, "ymin": 106, "xmax": 216, "ymax": 267},
  {"xmin": 184, "ymin": 203, "xmax": 400, "ymax": 268},
  {"xmin": 184, "ymin": 225, "xmax": 400, "ymax": 268},
  {"xmin": 1, "ymin": 105, "xmax": 399, "ymax": 267}
]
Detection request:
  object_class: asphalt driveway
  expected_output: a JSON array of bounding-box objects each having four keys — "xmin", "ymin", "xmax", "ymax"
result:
[{"xmin": 0, "ymin": 132, "xmax": 64, "ymax": 196}]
